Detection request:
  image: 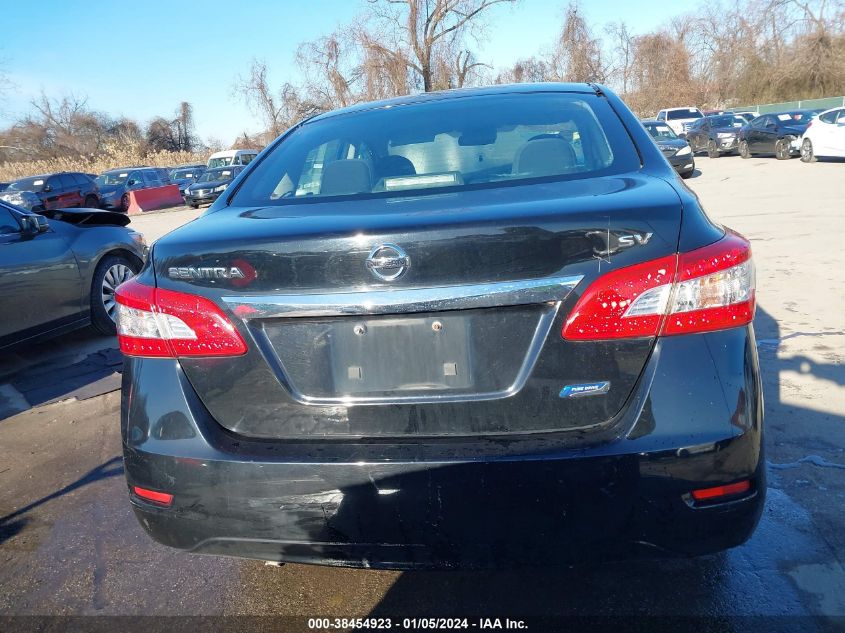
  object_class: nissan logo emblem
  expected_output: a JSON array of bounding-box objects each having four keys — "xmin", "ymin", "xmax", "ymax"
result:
[{"xmin": 365, "ymin": 243, "xmax": 410, "ymax": 281}]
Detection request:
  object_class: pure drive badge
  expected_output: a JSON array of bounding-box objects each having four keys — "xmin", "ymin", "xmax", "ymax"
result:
[
  {"xmin": 168, "ymin": 266, "xmax": 246, "ymax": 280},
  {"xmin": 559, "ymin": 381, "xmax": 611, "ymax": 398}
]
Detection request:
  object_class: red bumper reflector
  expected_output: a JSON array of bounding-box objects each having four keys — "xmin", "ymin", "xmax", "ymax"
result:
[
  {"xmin": 132, "ymin": 486, "xmax": 174, "ymax": 506},
  {"xmin": 690, "ymin": 480, "xmax": 751, "ymax": 502}
]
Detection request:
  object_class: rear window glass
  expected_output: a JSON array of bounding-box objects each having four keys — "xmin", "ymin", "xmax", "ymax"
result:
[
  {"xmin": 232, "ymin": 92, "xmax": 641, "ymax": 207},
  {"xmin": 667, "ymin": 109, "xmax": 703, "ymax": 120}
]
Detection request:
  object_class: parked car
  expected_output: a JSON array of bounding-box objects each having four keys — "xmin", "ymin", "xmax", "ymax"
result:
[
  {"xmin": 800, "ymin": 107, "xmax": 845, "ymax": 162},
  {"xmin": 96, "ymin": 167, "xmax": 171, "ymax": 212},
  {"xmin": 206, "ymin": 149, "xmax": 258, "ymax": 169},
  {"xmin": 0, "ymin": 172, "xmax": 100, "ymax": 212},
  {"xmin": 169, "ymin": 165, "xmax": 206, "ymax": 196},
  {"xmin": 0, "ymin": 200, "xmax": 146, "ymax": 349},
  {"xmin": 739, "ymin": 110, "xmax": 815, "ymax": 159},
  {"xmin": 641, "ymin": 119, "xmax": 695, "ymax": 177},
  {"xmin": 117, "ymin": 84, "xmax": 764, "ymax": 569},
  {"xmin": 655, "ymin": 107, "xmax": 704, "ymax": 136},
  {"xmin": 183, "ymin": 166, "xmax": 244, "ymax": 208},
  {"xmin": 685, "ymin": 114, "xmax": 747, "ymax": 158}
]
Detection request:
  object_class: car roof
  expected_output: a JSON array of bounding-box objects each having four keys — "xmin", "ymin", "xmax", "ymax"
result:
[
  {"xmin": 307, "ymin": 83, "xmax": 600, "ymax": 123},
  {"xmin": 640, "ymin": 119, "xmax": 664, "ymax": 125}
]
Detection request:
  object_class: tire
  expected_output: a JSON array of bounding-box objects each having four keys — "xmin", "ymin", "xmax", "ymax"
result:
[
  {"xmin": 189, "ymin": 203, "xmax": 199, "ymax": 209},
  {"xmin": 91, "ymin": 255, "xmax": 139, "ymax": 335},
  {"xmin": 120, "ymin": 193, "xmax": 130, "ymax": 213},
  {"xmin": 775, "ymin": 138, "xmax": 791, "ymax": 160},
  {"xmin": 739, "ymin": 140, "xmax": 751, "ymax": 159},
  {"xmin": 84, "ymin": 195, "xmax": 99, "ymax": 209},
  {"xmin": 31, "ymin": 205, "xmax": 45, "ymax": 214},
  {"xmin": 707, "ymin": 140, "xmax": 720, "ymax": 159},
  {"xmin": 800, "ymin": 138, "xmax": 817, "ymax": 163}
]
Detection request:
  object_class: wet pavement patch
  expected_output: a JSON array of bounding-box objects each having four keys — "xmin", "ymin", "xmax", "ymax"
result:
[{"xmin": 8, "ymin": 348, "xmax": 122, "ymax": 410}]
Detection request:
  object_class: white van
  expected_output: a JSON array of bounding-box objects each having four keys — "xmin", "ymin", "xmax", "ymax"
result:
[
  {"xmin": 655, "ymin": 107, "xmax": 704, "ymax": 136},
  {"xmin": 206, "ymin": 149, "xmax": 259, "ymax": 169}
]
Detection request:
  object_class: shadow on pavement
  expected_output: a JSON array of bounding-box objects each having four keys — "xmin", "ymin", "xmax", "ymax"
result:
[
  {"xmin": 0, "ymin": 328, "xmax": 119, "ymax": 420},
  {"xmin": 0, "ymin": 456, "xmax": 123, "ymax": 545}
]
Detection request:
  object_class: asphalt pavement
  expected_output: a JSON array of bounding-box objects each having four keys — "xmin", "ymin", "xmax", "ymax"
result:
[{"xmin": 1, "ymin": 158, "xmax": 843, "ymax": 632}]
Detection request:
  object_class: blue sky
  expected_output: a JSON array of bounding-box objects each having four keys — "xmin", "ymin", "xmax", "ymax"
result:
[{"xmin": 0, "ymin": 0, "xmax": 692, "ymax": 144}]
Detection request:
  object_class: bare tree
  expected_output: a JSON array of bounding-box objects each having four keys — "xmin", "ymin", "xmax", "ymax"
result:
[
  {"xmin": 550, "ymin": 3, "xmax": 607, "ymax": 83},
  {"xmin": 367, "ymin": 0, "xmax": 517, "ymax": 91}
]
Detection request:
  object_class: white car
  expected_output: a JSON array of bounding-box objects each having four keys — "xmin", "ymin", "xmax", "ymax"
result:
[
  {"xmin": 800, "ymin": 107, "xmax": 845, "ymax": 162},
  {"xmin": 207, "ymin": 149, "xmax": 259, "ymax": 169},
  {"xmin": 656, "ymin": 107, "xmax": 704, "ymax": 136}
]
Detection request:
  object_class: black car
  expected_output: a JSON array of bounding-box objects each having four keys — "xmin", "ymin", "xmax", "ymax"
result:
[
  {"xmin": 169, "ymin": 164, "xmax": 206, "ymax": 197},
  {"xmin": 0, "ymin": 172, "xmax": 100, "ymax": 212},
  {"xmin": 117, "ymin": 84, "xmax": 764, "ymax": 569},
  {"xmin": 96, "ymin": 167, "xmax": 172, "ymax": 212},
  {"xmin": 183, "ymin": 166, "xmax": 243, "ymax": 208},
  {"xmin": 0, "ymin": 201, "xmax": 146, "ymax": 349},
  {"xmin": 685, "ymin": 114, "xmax": 747, "ymax": 158},
  {"xmin": 641, "ymin": 120, "xmax": 695, "ymax": 177},
  {"xmin": 739, "ymin": 110, "xmax": 815, "ymax": 159}
]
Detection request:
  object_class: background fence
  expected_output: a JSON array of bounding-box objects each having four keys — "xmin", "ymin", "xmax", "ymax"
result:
[{"xmin": 729, "ymin": 96, "xmax": 845, "ymax": 114}]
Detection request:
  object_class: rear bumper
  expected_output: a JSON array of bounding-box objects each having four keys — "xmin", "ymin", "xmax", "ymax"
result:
[{"xmin": 122, "ymin": 327, "xmax": 765, "ymax": 569}]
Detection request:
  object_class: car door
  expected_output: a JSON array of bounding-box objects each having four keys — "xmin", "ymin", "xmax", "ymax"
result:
[
  {"xmin": 0, "ymin": 205, "xmax": 84, "ymax": 341},
  {"xmin": 59, "ymin": 173, "xmax": 82, "ymax": 207},
  {"xmin": 41, "ymin": 175, "xmax": 65, "ymax": 210},
  {"xmin": 759, "ymin": 116, "xmax": 779, "ymax": 153},
  {"xmin": 694, "ymin": 120, "xmax": 709, "ymax": 150}
]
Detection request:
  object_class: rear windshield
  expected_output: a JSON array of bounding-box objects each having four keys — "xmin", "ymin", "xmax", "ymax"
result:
[
  {"xmin": 172, "ymin": 168, "xmax": 201, "ymax": 179},
  {"xmin": 231, "ymin": 92, "xmax": 641, "ymax": 206},
  {"xmin": 667, "ymin": 109, "xmax": 702, "ymax": 120}
]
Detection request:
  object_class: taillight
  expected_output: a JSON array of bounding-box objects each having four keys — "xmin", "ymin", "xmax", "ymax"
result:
[
  {"xmin": 562, "ymin": 231, "xmax": 755, "ymax": 340},
  {"xmin": 690, "ymin": 480, "xmax": 751, "ymax": 502},
  {"xmin": 115, "ymin": 278, "xmax": 247, "ymax": 358}
]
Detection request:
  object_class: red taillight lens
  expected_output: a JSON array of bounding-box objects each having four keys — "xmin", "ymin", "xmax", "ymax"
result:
[
  {"xmin": 690, "ymin": 480, "xmax": 751, "ymax": 502},
  {"xmin": 115, "ymin": 278, "xmax": 247, "ymax": 358},
  {"xmin": 132, "ymin": 486, "xmax": 174, "ymax": 506},
  {"xmin": 562, "ymin": 255, "xmax": 677, "ymax": 340},
  {"xmin": 562, "ymin": 231, "xmax": 755, "ymax": 341}
]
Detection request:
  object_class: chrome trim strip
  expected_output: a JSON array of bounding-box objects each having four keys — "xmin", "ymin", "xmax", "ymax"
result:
[
  {"xmin": 223, "ymin": 275, "xmax": 583, "ymax": 318},
  {"xmin": 249, "ymin": 302, "xmax": 561, "ymax": 406}
]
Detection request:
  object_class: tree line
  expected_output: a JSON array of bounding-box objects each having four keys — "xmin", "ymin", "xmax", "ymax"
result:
[
  {"xmin": 237, "ymin": 0, "xmax": 845, "ymax": 144},
  {"xmin": 2, "ymin": 0, "xmax": 843, "ymax": 165},
  {"xmin": 0, "ymin": 96, "xmax": 203, "ymax": 164}
]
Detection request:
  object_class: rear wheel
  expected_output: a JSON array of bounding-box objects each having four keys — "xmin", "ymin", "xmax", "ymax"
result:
[
  {"xmin": 84, "ymin": 195, "xmax": 99, "ymax": 208},
  {"xmin": 120, "ymin": 193, "xmax": 130, "ymax": 213},
  {"xmin": 775, "ymin": 138, "xmax": 791, "ymax": 160},
  {"xmin": 800, "ymin": 138, "xmax": 817, "ymax": 163},
  {"xmin": 739, "ymin": 140, "xmax": 751, "ymax": 159},
  {"xmin": 707, "ymin": 140, "xmax": 719, "ymax": 159},
  {"xmin": 91, "ymin": 255, "xmax": 139, "ymax": 334}
]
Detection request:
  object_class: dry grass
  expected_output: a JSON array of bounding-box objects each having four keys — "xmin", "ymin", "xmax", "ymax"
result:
[{"xmin": 0, "ymin": 140, "xmax": 208, "ymax": 181}]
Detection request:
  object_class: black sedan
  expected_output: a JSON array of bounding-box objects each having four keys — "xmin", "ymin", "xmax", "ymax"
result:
[
  {"xmin": 641, "ymin": 120, "xmax": 695, "ymax": 177},
  {"xmin": 739, "ymin": 110, "xmax": 815, "ymax": 159},
  {"xmin": 0, "ymin": 201, "xmax": 146, "ymax": 350},
  {"xmin": 117, "ymin": 84, "xmax": 764, "ymax": 569},
  {"xmin": 685, "ymin": 114, "xmax": 747, "ymax": 157},
  {"xmin": 183, "ymin": 166, "xmax": 243, "ymax": 208}
]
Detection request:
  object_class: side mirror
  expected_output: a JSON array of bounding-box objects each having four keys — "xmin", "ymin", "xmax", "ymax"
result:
[
  {"xmin": 128, "ymin": 179, "xmax": 137, "ymax": 187},
  {"xmin": 42, "ymin": 184, "xmax": 52, "ymax": 192},
  {"xmin": 20, "ymin": 214, "xmax": 48, "ymax": 236}
]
